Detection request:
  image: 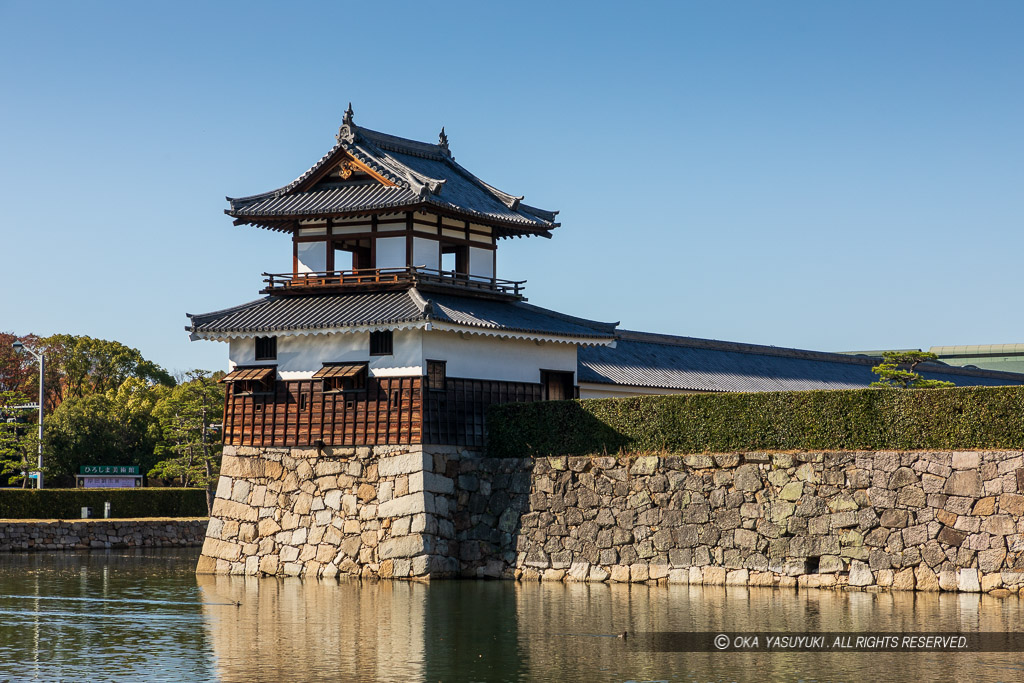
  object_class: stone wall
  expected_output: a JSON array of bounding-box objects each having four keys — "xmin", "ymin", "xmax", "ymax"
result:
[
  {"xmin": 199, "ymin": 446, "xmax": 1024, "ymax": 594},
  {"xmin": 463, "ymin": 450, "xmax": 1024, "ymax": 594},
  {"xmin": 196, "ymin": 444, "xmax": 468, "ymax": 579},
  {"xmin": 0, "ymin": 518, "xmax": 208, "ymax": 551}
]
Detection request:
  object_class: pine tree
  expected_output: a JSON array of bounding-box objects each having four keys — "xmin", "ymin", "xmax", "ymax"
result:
[
  {"xmin": 149, "ymin": 371, "xmax": 225, "ymax": 513},
  {"xmin": 870, "ymin": 351, "xmax": 955, "ymax": 389}
]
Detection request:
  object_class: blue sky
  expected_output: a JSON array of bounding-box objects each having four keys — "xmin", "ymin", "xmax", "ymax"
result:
[{"xmin": 1, "ymin": 1, "xmax": 1022, "ymax": 374}]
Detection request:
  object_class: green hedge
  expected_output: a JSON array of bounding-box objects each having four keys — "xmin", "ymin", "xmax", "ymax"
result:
[
  {"xmin": 0, "ymin": 488, "xmax": 208, "ymax": 519},
  {"xmin": 485, "ymin": 386, "xmax": 1024, "ymax": 458}
]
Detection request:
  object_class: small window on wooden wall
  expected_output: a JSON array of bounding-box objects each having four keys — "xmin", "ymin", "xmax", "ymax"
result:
[
  {"xmin": 370, "ymin": 330, "xmax": 393, "ymax": 356},
  {"xmin": 314, "ymin": 363, "xmax": 367, "ymax": 393},
  {"xmin": 220, "ymin": 366, "xmax": 276, "ymax": 396},
  {"xmin": 541, "ymin": 370, "xmax": 575, "ymax": 401},
  {"xmin": 426, "ymin": 360, "xmax": 446, "ymax": 391},
  {"xmin": 255, "ymin": 336, "xmax": 277, "ymax": 361}
]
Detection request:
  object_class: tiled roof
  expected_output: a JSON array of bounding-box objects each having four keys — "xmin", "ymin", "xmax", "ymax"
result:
[
  {"xmin": 426, "ymin": 294, "xmax": 619, "ymax": 339},
  {"xmin": 579, "ymin": 330, "xmax": 1024, "ymax": 392},
  {"xmin": 187, "ymin": 289, "xmax": 617, "ymax": 343},
  {"xmin": 188, "ymin": 291, "xmax": 426, "ymax": 336},
  {"xmin": 227, "ymin": 109, "xmax": 558, "ymax": 236}
]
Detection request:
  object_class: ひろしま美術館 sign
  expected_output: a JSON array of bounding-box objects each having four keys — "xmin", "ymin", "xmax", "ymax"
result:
[{"xmin": 79, "ymin": 465, "xmax": 141, "ymax": 476}]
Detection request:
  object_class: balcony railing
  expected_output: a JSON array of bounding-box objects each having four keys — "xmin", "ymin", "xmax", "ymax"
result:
[{"xmin": 262, "ymin": 266, "xmax": 526, "ymax": 298}]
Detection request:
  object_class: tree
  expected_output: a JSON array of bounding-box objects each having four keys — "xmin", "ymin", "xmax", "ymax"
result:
[
  {"xmin": 149, "ymin": 371, "xmax": 225, "ymax": 513},
  {"xmin": 44, "ymin": 377, "xmax": 167, "ymax": 483},
  {"xmin": 0, "ymin": 332, "xmax": 40, "ymax": 395},
  {"xmin": 870, "ymin": 351, "xmax": 955, "ymax": 389},
  {"xmin": 38, "ymin": 334, "xmax": 175, "ymax": 409},
  {"xmin": 0, "ymin": 391, "xmax": 31, "ymax": 487}
]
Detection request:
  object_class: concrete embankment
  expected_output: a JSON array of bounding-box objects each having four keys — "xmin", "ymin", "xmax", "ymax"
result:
[{"xmin": 0, "ymin": 518, "xmax": 209, "ymax": 551}]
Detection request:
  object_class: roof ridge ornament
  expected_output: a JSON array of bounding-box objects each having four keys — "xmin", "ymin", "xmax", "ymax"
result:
[
  {"xmin": 336, "ymin": 103, "xmax": 356, "ymax": 145},
  {"xmin": 438, "ymin": 126, "xmax": 451, "ymax": 156}
]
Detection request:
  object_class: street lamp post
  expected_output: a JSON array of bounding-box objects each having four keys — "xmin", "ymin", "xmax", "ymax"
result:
[{"xmin": 12, "ymin": 341, "xmax": 44, "ymax": 489}]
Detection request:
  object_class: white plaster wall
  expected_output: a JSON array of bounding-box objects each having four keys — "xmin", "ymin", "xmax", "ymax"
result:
[
  {"xmin": 421, "ymin": 330, "xmax": 576, "ymax": 383},
  {"xmin": 375, "ymin": 236, "xmax": 406, "ymax": 269},
  {"xmin": 468, "ymin": 247, "xmax": 494, "ymax": 280},
  {"xmin": 226, "ymin": 328, "xmax": 581, "ymax": 384},
  {"xmin": 296, "ymin": 241, "xmax": 327, "ymax": 273},
  {"xmin": 412, "ymin": 237, "xmax": 439, "ymax": 270},
  {"xmin": 577, "ymin": 383, "xmax": 702, "ymax": 399},
  {"xmin": 228, "ymin": 328, "xmax": 423, "ymax": 378}
]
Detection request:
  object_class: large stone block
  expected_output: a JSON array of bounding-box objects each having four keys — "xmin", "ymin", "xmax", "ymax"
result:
[
  {"xmin": 915, "ymin": 565, "xmax": 940, "ymax": 591},
  {"xmin": 215, "ymin": 476, "xmax": 233, "ymax": 501},
  {"xmin": 889, "ymin": 467, "xmax": 919, "ymax": 488},
  {"xmin": 999, "ymin": 493, "xmax": 1024, "ymax": 515},
  {"xmin": 982, "ymin": 515, "xmax": 1015, "ymax": 536},
  {"xmin": 944, "ymin": 471, "xmax": 983, "ymax": 498},
  {"xmin": 848, "ymin": 560, "xmax": 874, "ymax": 587},
  {"xmin": 703, "ymin": 566, "xmax": 726, "ymax": 585},
  {"xmin": 978, "ymin": 548, "xmax": 1007, "ymax": 573},
  {"xmin": 258, "ymin": 555, "xmax": 279, "ymax": 575},
  {"xmin": 377, "ymin": 493, "xmax": 431, "ymax": 518},
  {"xmin": 211, "ymin": 498, "xmax": 258, "ymax": 522},
  {"xmin": 195, "ymin": 554, "xmax": 218, "ymax": 574},
  {"xmin": 937, "ymin": 526, "xmax": 967, "ymax": 547},
  {"xmin": 951, "ymin": 452, "xmax": 981, "ymax": 470},
  {"xmin": 410, "ymin": 471, "xmax": 455, "ymax": 495},
  {"xmin": 958, "ymin": 568, "xmax": 981, "ymax": 592},
  {"xmin": 734, "ymin": 464, "xmax": 763, "ymax": 492},
  {"xmin": 221, "ymin": 455, "xmax": 261, "ymax": 479},
  {"xmin": 630, "ymin": 456, "xmax": 659, "ymax": 476},
  {"xmin": 609, "ymin": 565, "xmax": 631, "ymax": 582},
  {"xmin": 378, "ymin": 451, "xmax": 432, "ymax": 477}
]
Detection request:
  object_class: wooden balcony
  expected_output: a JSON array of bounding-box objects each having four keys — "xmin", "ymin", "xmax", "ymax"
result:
[{"xmin": 261, "ymin": 266, "xmax": 526, "ymax": 299}]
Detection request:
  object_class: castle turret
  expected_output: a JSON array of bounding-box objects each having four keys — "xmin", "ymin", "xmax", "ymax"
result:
[{"xmin": 188, "ymin": 106, "xmax": 617, "ymax": 448}]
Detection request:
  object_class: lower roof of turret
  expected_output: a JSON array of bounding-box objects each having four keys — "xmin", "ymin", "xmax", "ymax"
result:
[{"xmin": 187, "ymin": 288, "xmax": 618, "ymax": 344}]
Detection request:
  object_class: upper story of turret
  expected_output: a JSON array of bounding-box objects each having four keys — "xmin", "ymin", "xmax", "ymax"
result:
[{"xmin": 227, "ymin": 105, "xmax": 558, "ymax": 301}]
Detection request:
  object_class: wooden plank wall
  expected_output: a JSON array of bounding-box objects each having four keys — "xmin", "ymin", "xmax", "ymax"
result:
[{"xmin": 224, "ymin": 377, "xmax": 422, "ymax": 447}]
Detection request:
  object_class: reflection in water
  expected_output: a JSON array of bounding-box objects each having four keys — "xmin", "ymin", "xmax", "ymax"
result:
[
  {"xmin": 198, "ymin": 574, "xmax": 429, "ymax": 681},
  {"xmin": 2, "ymin": 550, "xmax": 1024, "ymax": 682},
  {"xmin": 0, "ymin": 549, "xmax": 214, "ymax": 682},
  {"xmin": 512, "ymin": 582, "xmax": 1024, "ymax": 682}
]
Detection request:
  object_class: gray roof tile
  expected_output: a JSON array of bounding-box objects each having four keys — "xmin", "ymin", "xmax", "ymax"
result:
[
  {"xmin": 579, "ymin": 330, "xmax": 1024, "ymax": 392},
  {"xmin": 188, "ymin": 289, "xmax": 617, "ymax": 341},
  {"xmin": 426, "ymin": 294, "xmax": 618, "ymax": 339},
  {"xmin": 228, "ymin": 115, "xmax": 557, "ymax": 235}
]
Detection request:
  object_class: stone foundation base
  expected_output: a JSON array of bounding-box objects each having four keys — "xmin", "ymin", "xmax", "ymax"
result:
[
  {"xmin": 510, "ymin": 562, "xmax": 1024, "ymax": 596},
  {"xmin": 196, "ymin": 444, "xmax": 466, "ymax": 579},
  {"xmin": 199, "ymin": 446, "xmax": 1024, "ymax": 594}
]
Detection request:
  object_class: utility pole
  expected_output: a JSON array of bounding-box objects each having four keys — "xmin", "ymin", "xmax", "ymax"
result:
[{"xmin": 12, "ymin": 341, "xmax": 44, "ymax": 489}]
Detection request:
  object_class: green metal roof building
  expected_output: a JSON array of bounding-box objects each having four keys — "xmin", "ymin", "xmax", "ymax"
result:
[{"xmin": 929, "ymin": 344, "xmax": 1024, "ymax": 374}]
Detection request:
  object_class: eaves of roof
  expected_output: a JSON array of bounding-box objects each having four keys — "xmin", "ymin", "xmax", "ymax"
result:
[
  {"xmin": 225, "ymin": 118, "xmax": 558, "ymax": 235},
  {"xmin": 187, "ymin": 288, "xmax": 618, "ymax": 345}
]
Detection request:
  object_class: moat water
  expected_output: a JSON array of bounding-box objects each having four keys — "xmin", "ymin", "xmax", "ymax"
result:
[{"xmin": 1, "ymin": 549, "xmax": 1023, "ymax": 682}]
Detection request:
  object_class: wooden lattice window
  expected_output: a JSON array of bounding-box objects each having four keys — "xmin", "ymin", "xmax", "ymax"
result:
[
  {"xmin": 314, "ymin": 363, "xmax": 367, "ymax": 393},
  {"xmin": 370, "ymin": 330, "xmax": 393, "ymax": 356},
  {"xmin": 426, "ymin": 360, "xmax": 446, "ymax": 391},
  {"xmin": 220, "ymin": 366, "xmax": 276, "ymax": 395},
  {"xmin": 255, "ymin": 336, "xmax": 277, "ymax": 361}
]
